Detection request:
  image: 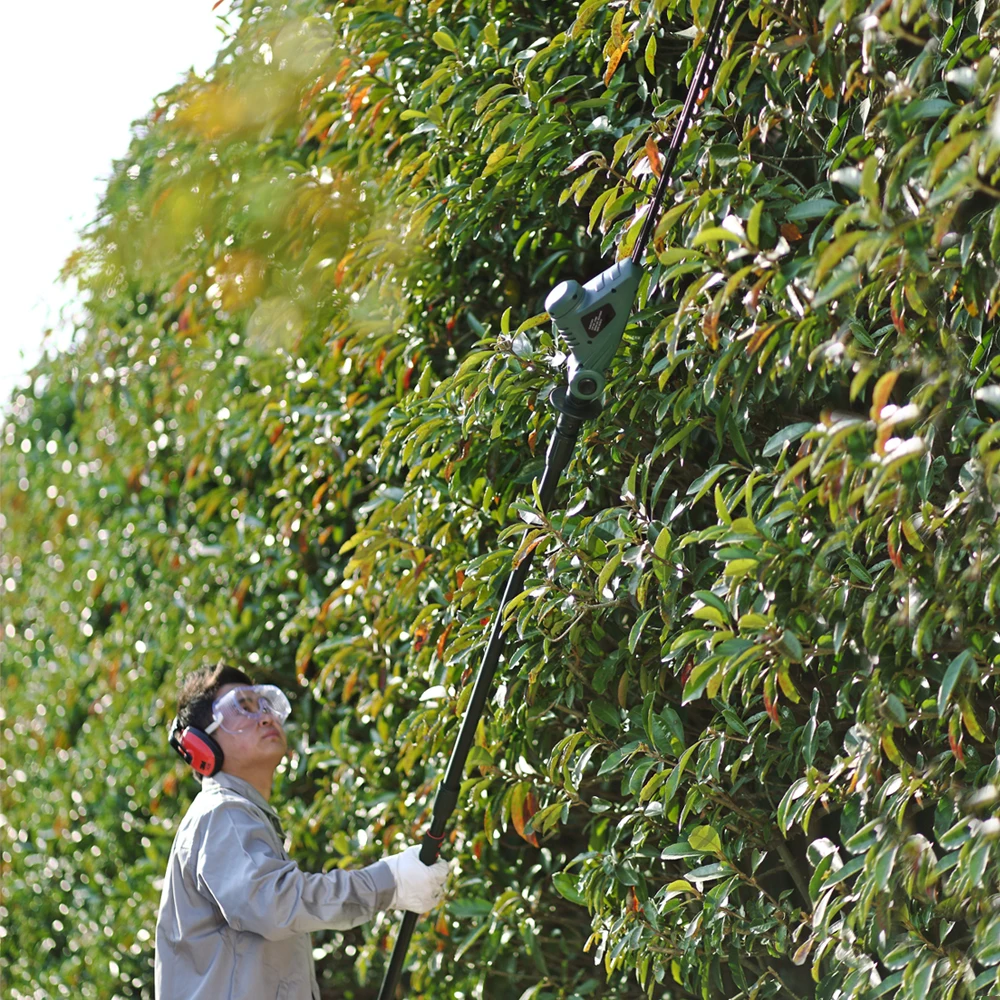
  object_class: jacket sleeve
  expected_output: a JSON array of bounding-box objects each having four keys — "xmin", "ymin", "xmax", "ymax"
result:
[{"xmin": 194, "ymin": 802, "xmax": 396, "ymax": 940}]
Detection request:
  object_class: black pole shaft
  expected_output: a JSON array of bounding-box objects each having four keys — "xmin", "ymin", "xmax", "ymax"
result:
[
  {"xmin": 375, "ymin": 406, "xmax": 586, "ymax": 1000},
  {"xmin": 631, "ymin": 0, "xmax": 730, "ymax": 266}
]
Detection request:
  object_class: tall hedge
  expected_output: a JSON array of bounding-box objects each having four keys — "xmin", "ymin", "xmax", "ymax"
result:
[{"xmin": 4, "ymin": 0, "xmax": 1000, "ymax": 997}]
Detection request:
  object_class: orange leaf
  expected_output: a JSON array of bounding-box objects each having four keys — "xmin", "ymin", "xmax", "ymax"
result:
[
  {"xmin": 763, "ymin": 691, "xmax": 780, "ymax": 724},
  {"xmin": 780, "ymin": 222, "xmax": 803, "ymax": 242},
  {"xmin": 746, "ymin": 323, "xmax": 778, "ymax": 356},
  {"xmin": 413, "ymin": 624, "xmax": 430, "ymax": 653},
  {"xmin": 342, "ymin": 667, "xmax": 358, "ymax": 703},
  {"xmin": 350, "ymin": 85, "xmax": 371, "ymax": 116},
  {"xmin": 644, "ymin": 136, "xmax": 662, "ymax": 179},
  {"xmin": 512, "ymin": 786, "xmax": 540, "ymax": 847},
  {"xmin": 870, "ymin": 370, "xmax": 899, "ymax": 421},
  {"xmin": 435, "ymin": 622, "xmax": 453, "ymax": 659},
  {"xmin": 233, "ymin": 576, "xmax": 251, "ymax": 613},
  {"xmin": 312, "ymin": 479, "xmax": 329, "ymax": 511},
  {"xmin": 888, "ymin": 539, "xmax": 903, "ymax": 570},
  {"xmin": 703, "ymin": 310, "xmax": 720, "ymax": 350},
  {"xmin": 604, "ymin": 42, "xmax": 629, "ymax": 85}
]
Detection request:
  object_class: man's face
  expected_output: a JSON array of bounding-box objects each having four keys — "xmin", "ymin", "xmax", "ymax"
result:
[{"xmin": 211, "ymin": 682, "xmax": 288, "ymax": 771}]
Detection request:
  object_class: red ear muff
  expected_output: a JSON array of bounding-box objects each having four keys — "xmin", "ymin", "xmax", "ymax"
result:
[{"xmin": 169, "ymin": 721, "xmax": 224, "ymax": 777}]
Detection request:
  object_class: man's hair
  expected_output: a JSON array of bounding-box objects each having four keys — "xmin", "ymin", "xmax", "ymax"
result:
[{"xmin": 176, "ymin": 661, "xmax": 253, "ymax": 733}]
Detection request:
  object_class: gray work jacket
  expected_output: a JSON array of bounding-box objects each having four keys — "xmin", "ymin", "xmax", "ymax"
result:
[{"xmin": 154, "ymin": 772, "xmax": 395, "ymax": 1000}]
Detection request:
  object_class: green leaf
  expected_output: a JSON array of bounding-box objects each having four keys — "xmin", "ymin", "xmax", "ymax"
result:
[
  {"xmin": 785, "ymin": 198, "xmax": 839, "ymax": 221},
  {"xmin": 688, "ymin": 825, "xmax": 722, "ymax": 854},
  {"xmin": 628, "ymin": 608, "xmax": 656, "ymax": 653},
  {"xmin": 432, "ymin": 29, "xmax": 458, "ymax": 52},
  {"xmin": 692, "ymin": 226, "xmax": 744, "ymax": 246},
  {"xmin": 747, "ymin": 199, "xmax": 764, "ymax": 246},
  {"xmin": 552, "ymin": 872, "xmax": 586, "ymax": 905},
  {"xmin": 938, "ymin": 649, "xmax": 975, "ymax": 717},
  {"xmin": 687, "ymin": 464, "xmax": 729, "ymax": 504}
]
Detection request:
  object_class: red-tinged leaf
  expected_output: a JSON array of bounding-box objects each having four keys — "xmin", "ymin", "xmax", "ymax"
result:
[
  {"xmin": 435, "ymin": 913, "xmax": 450, "ymax": 936},
  {"xmin": 949, "ymin": 712, "xmax": 965, "ymax": 763},
  {"xmin": 349, "ymin": 85, "xmax": 371, "ymax": 117},
  {"xmin": 703, "ymin": 310, "xmax": 720, "ymax": 350},
  {"xmin": 333, "ymin": 56, "xmax": 352, "ymax": 85},
  {"xmin": 604, "ymin": 42, "xmax": 629, "ymax": 85},
  {"xmin": 402, "ymin": 355, "xmax": 418, "ymax": 390},
  {"xmin": 342, "ymin": 667, "xmax": 358, "ymax": 703},
  {"xmin": 645, "ymin": 136, "xmax": 662, "ymax": 179},
  {"xmin": 296, "ymin": 638, "xmax": 315, "ymax": 681},
  {"xmin": 334, "ymin": 253, "xmax": 353, "ymax": 287},
  {"xmin": 891, "ymin": 305, "xmax": 905, "ymax": 335},
  {"xmin": 212, "ymin": 0, "xmax": 226, "ymax": 9},
  {"xmin": 527, "ymin": 430, "xmax": 537, "ymax": 454},
  {"xmin": 870, "ymin": 370, "xmax": 899, "ymax": 421},
  {"xmin": 780, "ymin": 222, "xmax": 803, "ymax": 242},
  {"xmin": 764, "ymin": 691, "xmax": 780, "ymax": 725},
  {"xmin": 299, "ymin": 75, "xmax": 328, "ymax": 111},
  {"xmin": 628, "ymin": 887, "xmax": 641, "ymax": 913},
  {"xmin": 318, "ymin": 593, "xmax": 336, "ymax": 622},
  {"xmin": 436, "ymin": 622, "xmax": 453, "ymax": 659},
  {"xmin": 413, "ymin": 624, "xmax": 430, "ymax": 653},
  {"xmin": 512, "ymin": 786, "xmax": 540, "ymax": 847},
  {"xmin": 888, "ymin": 539, "xmax": 903, "ymax": 570},
  {"xmin": 312, "ymin": 479, "xmax": 329, "ymax": 511},
  {"xmin": 746, "ymin": 323, "xmax": 778, "ymax": 355},
  {"xmin": 680, "ymin": 656, "xmax": 694, "ymax": 687},
  {"xmin": 456, "ymin": 570, "xmax": 466, "ymax": 589},
  {"xmin": 233, "ymin": 575, "xmax": 250, "ymax": 613}
]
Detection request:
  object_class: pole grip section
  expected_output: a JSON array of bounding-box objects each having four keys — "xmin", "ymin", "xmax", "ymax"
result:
[{"xmin": 375, "ymin": 404, "xmax": 588, "ymax": 1000}]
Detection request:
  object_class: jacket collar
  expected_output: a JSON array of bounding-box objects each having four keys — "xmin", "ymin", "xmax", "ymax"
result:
[{"xmin": 203, "ymin": 771, "xmax": 281, "ymax": 823}]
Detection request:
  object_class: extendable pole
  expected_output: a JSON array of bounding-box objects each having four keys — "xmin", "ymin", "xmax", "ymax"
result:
[
  {"xmin": 375, "ymin": 395, "xmax": 593, "ymax": 1000},
  {"xmin": 376, "ymin": 4, "xmax": 732, "ymax": 993}
]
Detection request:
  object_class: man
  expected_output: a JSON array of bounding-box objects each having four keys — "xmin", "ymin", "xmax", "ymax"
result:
[{"xmin": 155, "ymin": 662, "xmax": 448, "ymax": 1000}]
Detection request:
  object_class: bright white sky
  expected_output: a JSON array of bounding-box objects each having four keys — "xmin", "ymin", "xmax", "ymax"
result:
[{"xmin": 0, "ymin": 1, "xmax": 232, "ymax": 409}]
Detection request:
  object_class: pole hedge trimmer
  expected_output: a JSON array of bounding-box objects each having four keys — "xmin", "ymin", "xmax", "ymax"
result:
[{"xmin": 377, "ymin": 4, "xmax": 731, "ymax": 996}]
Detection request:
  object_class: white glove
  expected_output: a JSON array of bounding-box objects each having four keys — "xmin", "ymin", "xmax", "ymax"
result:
[{"xmin": 382, "ymin": 845, "xmax": 449, "ymax": 913}]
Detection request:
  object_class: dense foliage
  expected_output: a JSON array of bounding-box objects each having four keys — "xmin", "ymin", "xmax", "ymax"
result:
[{"xmin": 4, "ymin": 0, "xmax": 1000, "ymax": 997}]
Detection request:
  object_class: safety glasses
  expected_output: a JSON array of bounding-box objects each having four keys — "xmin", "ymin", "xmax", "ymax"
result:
[{"xmin": 207, "ymin": 684, "xmax": 291, "ymax": 735}]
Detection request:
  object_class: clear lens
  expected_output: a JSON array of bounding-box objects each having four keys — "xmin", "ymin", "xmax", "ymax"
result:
[{"xmin": 211, "ymin": 685, "xmax": 291, "ymax": 734}]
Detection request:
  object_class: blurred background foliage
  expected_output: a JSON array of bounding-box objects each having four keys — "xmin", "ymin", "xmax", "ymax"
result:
[{"xmin": 3, "ymin": 0, "xmax": 1000, "ymax": 997}]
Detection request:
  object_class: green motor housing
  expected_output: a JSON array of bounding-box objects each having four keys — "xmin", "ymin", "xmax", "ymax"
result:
[{"xmin": 545, "ymin": 259, "xmax": 642, "ymax": 402}]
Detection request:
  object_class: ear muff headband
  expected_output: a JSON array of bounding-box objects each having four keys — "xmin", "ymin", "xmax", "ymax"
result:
[{"xmin": 169, "ymin": 717, "xmax": 224, "ymax": 777}]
